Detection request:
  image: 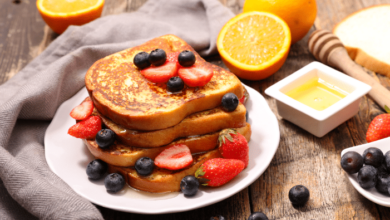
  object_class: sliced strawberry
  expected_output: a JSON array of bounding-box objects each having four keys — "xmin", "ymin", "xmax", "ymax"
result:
[
  {"xmin": 178, "ymin": 64, "xmax": 214, "ymax": 87},
  {"xmin": 166, "ymin": 52, "xmax": 180, "ymax": 63},
  {"xmin": 141, "ymin": 55, "xmax": 179, "ymax": 83},
  {"xmin": 68, "ymin": 116, "xmax": 102, "ymax": 139},
  {"xmin": 154, "ymin": 144, "xmax": 193, "ymax": 170},
  {"xmin": 239, "ymin": 95, "xmax": 246, "ymax": 104},
  {"xmin": 70, "ymin": 100, "xmax": 94, "ymax": 120}
]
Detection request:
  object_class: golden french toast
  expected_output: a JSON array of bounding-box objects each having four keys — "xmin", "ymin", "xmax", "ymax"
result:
[
  {"xmin": 84, "ymin": 123, "xmax": 251, "ymax": 167},
  {"xmin": 95, "ymin": 102, "xmax": 246, "ymax": 148},
  {"xmin": 85, "ymin": 35, "xmax": 244, "ymax": 131},
  {"xmin": 108, "ymin": 149, "xmax": 222, "ymax": 193}
]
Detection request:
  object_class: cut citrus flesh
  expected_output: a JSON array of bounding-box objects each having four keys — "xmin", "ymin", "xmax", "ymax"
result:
[
  {"xmin": 37, "ymin": 0, "xmax": 104, "ymax": 34},
  {"xmin": 217, "ymin": 11, "xmax": 291, "ymax": 80}
]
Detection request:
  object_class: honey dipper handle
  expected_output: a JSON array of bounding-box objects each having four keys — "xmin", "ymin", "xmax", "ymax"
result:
[{"xmin": 328, "ymin": 48, "xmax": 390, "ymax": 109}]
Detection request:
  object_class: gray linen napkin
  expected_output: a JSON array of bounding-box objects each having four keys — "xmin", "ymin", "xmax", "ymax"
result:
[{"xmin": 0, "ymin": 0, "xmax": 234, "ymax": 219}]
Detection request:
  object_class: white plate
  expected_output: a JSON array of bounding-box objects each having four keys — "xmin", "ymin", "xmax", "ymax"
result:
[
  {"xmin": 341, "ymin": 137, "xmax": 390, "ymax": 207},
  {"xmin": 44, "ymin": 85, "xmax": 280, "ymax": 214}
]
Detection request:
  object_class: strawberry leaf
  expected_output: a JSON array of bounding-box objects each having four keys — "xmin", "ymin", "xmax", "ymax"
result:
[
  {"xmin": 218, "ymin": 129, "xmax": 237, "ymax": 147},
  {"xmin": 385, "ymin": 105, "xmax": 390, "ymax": 113}
]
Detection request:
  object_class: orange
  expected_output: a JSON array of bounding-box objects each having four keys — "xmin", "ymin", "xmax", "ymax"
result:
[
  {"xmin": 217, "ymin": 11, "xmax": 291, "ymax": 80},
  {"xmin": 36, "ymin": 0, "xmax": 105, "ymax": 34},
  {"xmin": 243, "ymin": 0, "xmax": 317, "ymax": 44}
]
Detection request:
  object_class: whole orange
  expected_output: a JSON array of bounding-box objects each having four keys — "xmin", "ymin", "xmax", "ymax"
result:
[
  {"xmin": 243, "ymin": 0, "xmax": 317, "ymax": 44},
  {"xmin": 37, "ymin": 0, "xmax": 104, "ymax": 34}
]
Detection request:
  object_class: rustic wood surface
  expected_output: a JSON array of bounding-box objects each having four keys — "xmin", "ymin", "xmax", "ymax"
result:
[{"xmin": 1, "ymin": 0, "xmax": 390, "ymax": 219}]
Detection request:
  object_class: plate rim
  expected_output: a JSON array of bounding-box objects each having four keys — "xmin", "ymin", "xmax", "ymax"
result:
[{"xmin": 44, "ymin": 84, "xmax": 280, "ymax": 214}]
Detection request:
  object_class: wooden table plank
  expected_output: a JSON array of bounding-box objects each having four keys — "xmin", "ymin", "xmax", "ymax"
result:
[{"xmin": 2, "ymin": 0, "xmax": 390, "ymax": 219}]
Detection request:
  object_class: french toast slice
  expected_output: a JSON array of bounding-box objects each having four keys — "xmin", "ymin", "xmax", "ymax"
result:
[
  {"xmin": 85, "ymin": 35, "xmax": 244, "ymax": 131},
  {"xmin": 108, "ymin": 149, "xmax": 222, "ymax": 193},
  {"xmin": 84, "ymin": 123, "xmax": 251, "ymax": 167},
  {"xmin": 95, "ymin": 101, "xmax": 246, "ymax": 148}
]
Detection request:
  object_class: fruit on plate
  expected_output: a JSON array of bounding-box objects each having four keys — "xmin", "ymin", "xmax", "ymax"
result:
[
  {"xmin": 70, "ymin": 100, "xmax": 94, "ymax": 120},
  {"xmin": 135, "ymin": 157, "xmax": 155, "ymax": 176},
  {"xmin": 366, "ymin": 106, "xmax": 390, "ymax": 143},
  {"xmin": 180, "ymin": 175, "xmax": 199, "ymax": 197},
  {"xmin": 95, "ymin": 129, "xmax": 116, "ymax": 149},
  {"xmin": 362, "ymin": 147, "xmax": 384, "ymax": 168},
  {"xmin": 221, "ymin": 93, "xmax": 239, "ymax": 112},
  {"xmin": 195, "ymin": 158, "xmax": 245, "ymax": 187},
  {"xmin": 375, "ymin": 172, "xmax": 390, "ymax": 194},
  {"xmin": 36, "ymin": 0, "xmax": 104, "ymax": 34},
  {"xmin": 141, "ymin": 51, "xmax": 180, "ymax": 83},
  {"xmin": 217, "ymin": 11, "xmax": 291, "ymax": 80},
  {"xmin": 178, "ymin": 64, "xmax": 214, "ymax": 87},
  {"xmin": 154, "ymin": 144, "xmax": 193, "ymax": 170},
  {"xmin": 104, "ymin": 173, "xmax": 125, "ymax": 193},
  {"xmin": 86, "ymin": 159, "xmax": 108, "ymax": 180},
  {"xmin": 357, "ymin": 165, "xmax": 377, "ymax": 189},
  {"xmin": 288, "ymin": 185, "xmax": 310, "ymax": 206},
  {"xmin": 218, "ymin": 129, "xmax": 249, "ymax": 167},
  {"xmin": 340, "ymin": 151, "xmax": 363, "ymax": 174},
  {"xmin": 243, "ymin": 0, "xmax": 317, "ymax": 44},
  {"xmin": 68, "ymin": 116, "xmax": 101, "ymax": 139}
]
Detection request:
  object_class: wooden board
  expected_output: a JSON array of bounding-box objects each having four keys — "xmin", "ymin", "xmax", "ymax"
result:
[{"xmin": 1, "ymin": 0, "xmax": 390, "ymax": 219}]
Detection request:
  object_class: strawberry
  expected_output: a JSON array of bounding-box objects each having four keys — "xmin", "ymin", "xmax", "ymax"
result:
[
  {"xmin": 178, "ymin": 64, "xmax": 214, "ymax": 87},
  {"xmin": 239, "ymin": 88, "xmax": 249, "ymax": 105},
  {"xmin": 195, "ymin": 158, "xmax": 245, "ymax": 187},
  {"xmin": 154, "ymin": 144, "xmax": 193, "ymax": 170},
  {"xmin": 141, "ymin": 52, "xmax": 180, "ymax": 83},
  {"xmin": 218, "ymin": 129, "xmax": 249, "ymax": 167},
  {"xmin": 70, "ymin": 100, "xmax": 94, "ymax": 120},
  {"xmin": 68, "ymin": 116, "xmax": 102, "ymax": 139},
  {"xmin": 366, "ymin": 105, "xmax": 390, "ymax": 143}
]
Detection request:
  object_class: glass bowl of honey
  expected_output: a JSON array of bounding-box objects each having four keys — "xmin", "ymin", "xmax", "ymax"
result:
[{"xmin": 265, "ymin": 61, "xmax": 371, "ymax": 137}]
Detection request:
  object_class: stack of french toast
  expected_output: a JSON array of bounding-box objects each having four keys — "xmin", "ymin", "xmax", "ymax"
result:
[{"xmin": 77, "ymin": 35, "xmax": 251, "ymax": 193}]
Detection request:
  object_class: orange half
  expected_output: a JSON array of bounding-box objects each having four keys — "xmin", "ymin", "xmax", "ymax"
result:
[
  {"xmin": 37, "ymin": 0, "xmax": 105, "ymax": 34},
  {"xmin": 217, "ymin": 11, "xmax": 291, "ymax": 80}
]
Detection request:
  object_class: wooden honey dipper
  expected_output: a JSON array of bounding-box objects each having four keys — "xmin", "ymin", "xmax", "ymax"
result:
[{"xmin": 308, "ymin": 29, "xmax": 390, "ymax": 110}]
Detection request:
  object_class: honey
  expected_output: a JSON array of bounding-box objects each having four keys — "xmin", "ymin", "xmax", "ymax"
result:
[{"xmin": 285, "ymin": 77, "xmax": 349, "ymax": 111}]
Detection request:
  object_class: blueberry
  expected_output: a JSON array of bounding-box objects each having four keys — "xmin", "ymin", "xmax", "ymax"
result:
[
  {"xmin": 363, "ymin": 147, "xmax": 384, "ymax": 167},
  {"xmin": 133, "ymin": 52, "xmax": 150, "ymax": 69},
  {"xmin": 210, "ymin": 215, "xmax": 225, "ymax": 220},
  {"xmin": 135, "ymin": 157, "xmax": 154, "ymax": 176},
  {"xmin": 86, "ymin": 159, "xmax": 108, "ymax": 180},
  {"xmin": 180, "ymin": 175, "xmax": 199, "ymax": 197},
  {"xmin": 246, "ymin": 110, "xmax": 249, "ymax": 122},
  {"xmin": 95, "ymin": 129, "xmax": 116, "ymax": 149},
  {"xmin": 288, "ymin": 185, "xmax": 310, "ymax": 206},
  {"xmin": 248, "ymin": 212, "xmax": 269, "ymax": 220},
  {"xmin": 104, "ymin": 173, "xmax": 125, "ymax": 193},
  {"xmin": 384, "ymin": 151, "xmax": 390, "ymax": 172},
  {"xmin": 358, "ymin": 165, "xmax": 377, "ymax": 189},
  {"xmin": 221, "ymin": 93, "xmax": 239, "ymax": 112},
  {"xmin": 376, "ymin": 172, "xmax": 390, "ymax": 194},
  {"xmin": 167, "ymin": 77, "xmax": 184, "ymax": 92},
  {"xmin": 178, "ymin": 50, "xmax": 195, "ymax": 67},
  {"xmin": 149, "ymin": 49, "xmax": 166, "ymax": 66},
  {"xmin": 340, "ymin": 151, "xmax": 363, "ymax": 174}
]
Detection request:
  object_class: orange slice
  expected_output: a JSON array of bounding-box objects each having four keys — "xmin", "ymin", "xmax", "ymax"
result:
[
  {"xmin": 217, "ymin": 11, "xmax": 291, "ymax": 80},
  {"xmin": 36, "ymin": 0, "xmax": 105, "ymax": 34}
]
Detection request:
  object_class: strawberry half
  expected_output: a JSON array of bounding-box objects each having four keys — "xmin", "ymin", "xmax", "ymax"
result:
[
  {"xmin": 141, "ymin": 52, "xmax": 179, "ymax": 83},
  {"xmin": 68, "ymin": 116, "xmax": 102, "ymax": 139},
  {"xmin": 178, "ymin": 64, "xmax": 214, "ymax": 87},
  {"xmin": 70, "ymin": 100, "xmax": 94, "ymax": 120},
  {"xmin": 195, "ymin": 158, "xmax": 245, "ymax": 187},
  {"xmin": 154, "ymin": 144, "xmax": 193, "ymax": 170},
  {"xmin": 366, "ymin": 105, "xmax": 390, "ymax": 142},
  {"xmin": 218, "ymin": 129, "xmax": 249, "ymax": 168}
]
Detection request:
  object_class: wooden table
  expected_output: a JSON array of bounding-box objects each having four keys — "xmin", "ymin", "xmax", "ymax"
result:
[{"xmin": 1, "ymin": 0, "xmax": 390, "ymax": 219}]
